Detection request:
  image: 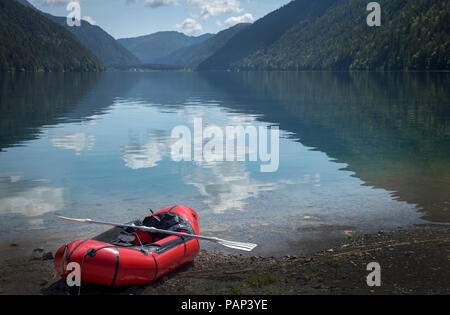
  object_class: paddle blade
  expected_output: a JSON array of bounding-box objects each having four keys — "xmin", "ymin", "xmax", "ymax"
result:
[
  {"xmin": 57, "ymin": 216, "xmax": 93, "ymax": 224},
  {"xmin": 216, "ymin": 239, "xmax": 258, "ymax": 252}
]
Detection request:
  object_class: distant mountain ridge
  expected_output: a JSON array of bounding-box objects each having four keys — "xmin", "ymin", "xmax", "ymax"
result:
[
  {"xmin": 14, "ymin": 0, "xmax": 140, "ymax": 68},
  {"xmin": 118, "ymin": 31, "xmax": 213, "ymax": 64},
  {"xmin": 47, "ymin": 16, "xmax": 141, "ymax": 68},
  {"xmin": 199, "ymin": 0, "xmax": 450, "ymax": 71},
  {"xmin": 171, "ymin": 23, "xmax": 251, "ymax": 68},
  {"xmin": 198, "ymin": 0, "xmax": 340, "ymax": 70},
  {"xmin": 234, "ymin": 0, "xmax": 450, "ymax": 71},
  {"xmin": 9, "ymin": 0, "xmax": 448, "ymax": 72},
  {"xmin": 0, "ymin": 0, "xmax": 104, "ymax": 72}
]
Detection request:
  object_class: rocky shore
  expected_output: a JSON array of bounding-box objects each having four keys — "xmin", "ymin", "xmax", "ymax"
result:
[{"xmin": 0, "ymin": 225, "xmax": 449, "ymax": 295}]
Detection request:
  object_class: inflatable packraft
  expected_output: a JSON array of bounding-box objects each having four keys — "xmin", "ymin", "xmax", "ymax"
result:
[{"xmin": 54, "ymin": 206, "xmax": 200, "ymax": 286}]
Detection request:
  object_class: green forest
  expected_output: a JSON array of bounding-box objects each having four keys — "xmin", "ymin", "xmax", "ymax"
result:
[
  {"xmin": 198, "ymin": 0, "xmax": 338, "ymax": 71},
  {"xmin": 47, "ymin": 16, "xmax": 141, "ymax": 68},
  {"xmin": 233, "ymin": 0, "xmax": 450, "ymax": 71},
  {"xmin": 0, "ymin": 0, "xmax": 104, "ymax": 72},
  {"xmin": 199, "ymin": 0, "xmax": 450, "ymax": 71},
  {"xmin": 2, "ymin": 0, "xmax": 449, "ymax": 72},
  {"xmin": 118, "ymin": 32, "xmax": 213, "ymax": 64},
  {"xmin": 173, "ymin": 23, "xmax": 250, "ymax": 68}
]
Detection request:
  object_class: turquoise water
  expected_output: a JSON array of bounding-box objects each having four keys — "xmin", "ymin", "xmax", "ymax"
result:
[{"xmin": 0, "ymin": 72, "xmax": 449, "ymax": 256}]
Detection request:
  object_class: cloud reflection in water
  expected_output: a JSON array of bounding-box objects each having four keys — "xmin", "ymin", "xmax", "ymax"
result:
[
  {"xmin": 51, "ymin": 133, "xmax": 95, "ymax": 155},
  {"xmin": 0, "ymin": 176, "xmax": 64, "ymax": 218}
]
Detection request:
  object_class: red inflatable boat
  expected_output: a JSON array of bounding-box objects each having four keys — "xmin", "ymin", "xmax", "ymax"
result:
[{"xmin": 54, "ymin": 206, "xmax": 200, "ymax": 286}]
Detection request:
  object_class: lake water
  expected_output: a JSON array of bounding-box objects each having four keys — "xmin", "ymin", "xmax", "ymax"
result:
[{"xmin": 0, "ymin": 71, "xmax": 449, "ymax": 257}]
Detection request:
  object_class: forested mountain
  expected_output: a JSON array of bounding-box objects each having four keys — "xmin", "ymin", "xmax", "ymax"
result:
[
  {"xmin": 14, "ymin": 0, "xmax": 140, "ymax": 68},
  {"xmin": 0, "ymin": 0, "xmax": 104, "ymax": 72},
  {"xmin": 235, "ymin": 0, "xmax": 450, "ymax": 71},
  {"xmin": 6, "ymin": 0, "xmax": 448, "ymax": 72},
  {"xmin": 198, "ymin": 0, "xmax": 340, "ymax": 70},
  {"xmin": 118, "ymin": 31, "xmax": 213, "ymax": 64},
  {"xmin": 171, "ymin": 23, "xmax": 251, "ymax": 68},
  {"xmin": 47, "ymin": 16, "xmax": 141, "ymax": 68},
  {"xmin": 13, "ymin": 0, "xmax": 32, "ymax": 8}
]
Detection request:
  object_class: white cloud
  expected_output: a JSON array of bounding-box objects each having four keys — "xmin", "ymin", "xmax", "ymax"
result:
[
  {"xmin": 125, "ymin": 0, "xmax": 178, "ymax": 8},
  {"xmin": 224, "ymin": 13, "xmax": 254, "ymax": 27},
  {"xmin": 41, "ymin": 0, "xmax": 178, "ymax": 9},
  {"xmin": 174, "ymin": 18, "xmax": 203, "ymax": 35},
  {"xmin": 41, "ymin": 0, "xmax": 77, "ymax": 7},
  {"xmin": 144, "ymin": 0, "xmax": 178, "ymax": 8},
  {"xmin": 187, "ymin": 0, "xmax": 243, "ymax": 20},
  {"xmin": 82, "ymin": 16, "xmax": 96, "ymax": 25}
]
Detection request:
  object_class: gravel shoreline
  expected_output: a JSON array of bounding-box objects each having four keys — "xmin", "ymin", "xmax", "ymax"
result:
[{"xmin": 0, "ymin": 225, "xmax": 449, "ymax": 295}]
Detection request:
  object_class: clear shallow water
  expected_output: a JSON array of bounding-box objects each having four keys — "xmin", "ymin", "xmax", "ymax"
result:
[{"xmin": 0, "ymin": 72, "xmax": 449, "ymax": 257}]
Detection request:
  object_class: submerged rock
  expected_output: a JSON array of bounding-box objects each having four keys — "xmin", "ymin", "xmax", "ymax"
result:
[{"xmin": 43, "ymin": 252, "xmax": 54, "ymax": 261}]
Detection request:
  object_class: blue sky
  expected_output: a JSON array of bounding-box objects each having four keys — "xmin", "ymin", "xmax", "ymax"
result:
[{"xmin": 28, "ymin": 0, "xmax": 291, "ymax": 39}]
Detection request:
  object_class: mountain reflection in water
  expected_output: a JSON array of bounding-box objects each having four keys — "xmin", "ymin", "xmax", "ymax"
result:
[{"xmin": 0, "ymin": 71, "xmax": 448, "ymax": 256}]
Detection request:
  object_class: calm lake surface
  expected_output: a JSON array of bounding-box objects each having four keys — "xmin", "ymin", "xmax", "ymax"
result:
[{"xmin": 0, "ymin": 71, "xmax": 449, "ymax": 257}]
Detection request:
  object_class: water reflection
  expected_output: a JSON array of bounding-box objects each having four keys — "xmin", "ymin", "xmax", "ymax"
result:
[
  {"xmin": 0, "ymin": 71, "xmax": 449, "ymax": 256},
  {"xmin": 0, "ymin": 73, "xmax": 102, "ymax": 151},
  {"xmin": 51, "ymin": 133, "xmax": 96, "ymax": 154},
  {"xmin": 0, "ymin": 176, "xmax": 64, "ymax": 218},
  {"xmin": 121, "ymin": 131, "xmax": 170, "ymax": 170},
  {"xmin": 184, "ymin": 162, "xmax": 282, "ymax": 214},
  {"xmin": 199, "ymin": 72, "xmax": 450, "ymax": 222}
]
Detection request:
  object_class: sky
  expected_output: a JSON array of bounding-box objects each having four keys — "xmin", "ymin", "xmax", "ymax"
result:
[{"xmin": 27, "ymin": 0, "xmax": 292, "ymax": 39}]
